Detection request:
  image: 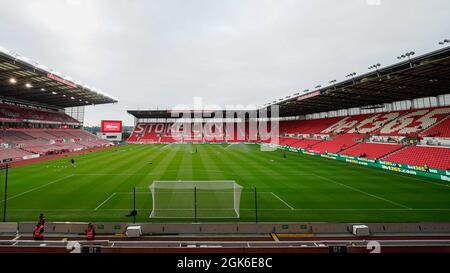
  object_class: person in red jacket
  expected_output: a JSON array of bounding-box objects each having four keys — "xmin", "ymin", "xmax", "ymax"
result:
[
  {"xmin": 85, "ymin": 223, "xmax": 95, "ymax": 241},
  {"xmin": 33, "ymin": 223, "xmax": 44, "ymax": 240}
]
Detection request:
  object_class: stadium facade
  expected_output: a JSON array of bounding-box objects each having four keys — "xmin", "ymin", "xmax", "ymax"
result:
[{"xmin": 127, "ymin": 46, "xmax": 450, "ymax": 174}]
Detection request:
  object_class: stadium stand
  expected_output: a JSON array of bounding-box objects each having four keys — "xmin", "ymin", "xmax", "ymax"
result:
[
  {"xmin": 321, "ymin": 114, "xmax": 376, "ymax": 134},
  {"xmin": 0, "ymin": 148, "xmax": 36, "ymax": 162},
  {"xmin": 307, "ymin": 133, "xmax": 364, "ymax": 153},
  {"xmin": 127, "ymin": 106, "xmax": 449, "ymax": 170},
  {"xmin": 0, "ymin": 102, "xmax": 80, "ymax": 124},
  {"xmin": 279, "ymin": 137, "xmax": 301, "ymax": 146},
  {"xmin": 347, "ymin": 111, "xmax": 404, "ymax": 134},
  {"xmin": 377, "ymin": 107, "xmax": 450, "ymax": 136},
  {"xmin": 290, "ymin": 138, "xmax": 324, "ymax": 149},
  {"xmin": 382, "ymin": 146, "xmax": 450, "ymax": 170},
  {"xmin": 421, "ymin": 115, "xmax": 450, "ymax": 138},
  {"xmin": 0, "ymin": 128, "xmax": 113, "ymax": 162},
  {"xmin": 340, "ymin": 142, "xmax": 404, "ymax": 159},
  {"xmin": 203, "ymin": 123, "xmax": 226, "ymax": 142},
  {"xmin": 279, "ymin": 117, "xmax": 343, "ymax": 135},
  {"xmin": 22, "ymin": 130, "xmax": 62, "ymax": 140}
]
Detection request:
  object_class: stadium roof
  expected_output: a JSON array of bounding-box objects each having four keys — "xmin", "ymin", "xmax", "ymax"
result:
[
  {"xmin": 270, "ymin": 45, "xmax": 450, "ymax": 117},
  {"xmin": 128, "ymin": 46, "xmax": 450, "ymax": 119},
  {"xmin": 127, "ymin": 110, "xmax": 260, "ymax": 119},
  {"xmin": 0, "ymin": 46, "xmax": 118, "ymax": 109}
]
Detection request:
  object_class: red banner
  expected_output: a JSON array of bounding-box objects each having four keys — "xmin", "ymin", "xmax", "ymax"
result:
[
  {"xmin": 297, "ymin": 91, "xmax": 320, "ymax": 101},
  {"xmin": 47, "ymin": 73, "xmax": 78, "ymax": 89}
]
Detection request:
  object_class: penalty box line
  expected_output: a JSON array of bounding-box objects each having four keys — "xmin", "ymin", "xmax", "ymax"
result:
[
  {"xmin": 268, "ymin": 192, "xmax": 295, "ymax": 210},
  {"xmin": 94, "ymin": 192, "xmax": 150, "ymax": 211},
  {"xmin": 94, "ymin": 190, "xmax": 295, "ymax": 211}
]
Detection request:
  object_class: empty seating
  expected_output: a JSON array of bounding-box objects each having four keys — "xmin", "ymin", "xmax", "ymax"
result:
[
  {"xmin": 279, "ymin": 137, "xmax": 300, "ymax": 146},
  {"xmin": 378, "ymin": 107, "xmax": 450, "ymax": 136},
  {"xmin": 159, "ymin": 136, "xmax": 176, "ymax": 143},
  {"xmin": 280, "ymin": 117, "xmax": 343, "ymax": 135},
  {"xmin": 23, "ymin": 131, "xmax": 60, "ymax": 140},
  {"xmin": 290, "ymin": 138, "xmax": 323, "ymax": 149},
  {"xmin": 421, "ymin": 116, "xmax": 450, "ymax": 138},
  {"xmin": 55, "ymin": 142, "xmax": 87, "ymax": 151},
  {"xmin": 129, "ymin": 123, "xmax": 166, "ymax": 143},
  {"xmin": 0, "ymin": 148, "xmax": 35, "ymax": 162},
  {"xmin": 383, "ymin": 146, "xmax": 450, "ymax": 170},
  {"xmin": 0, "ymin": 102, "xmax": 79, "ymax": 124},
  {"xmin": 321, "ymin": 114, "xmax": 375, "ymax": 134},
  {"xmin": 308, "ymin": 133, "xmax": 363, "ymax": 153},
  {"xmin": 340, "ymin": 142, "xmax": 403, "ymax": 159},
  {"xmin": 0, "ymin": 129, "xmax": 112, "ymax": 159}
]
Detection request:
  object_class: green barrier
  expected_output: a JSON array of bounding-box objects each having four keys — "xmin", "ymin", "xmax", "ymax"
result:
[{"xmin": 273, "ymin": 144, "xmax": 450, "ymax": 182}]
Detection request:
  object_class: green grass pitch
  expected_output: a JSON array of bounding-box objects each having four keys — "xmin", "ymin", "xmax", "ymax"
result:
[{"xmin": 1, "ymin": 143, "xmax": 450, "ymax": 223}]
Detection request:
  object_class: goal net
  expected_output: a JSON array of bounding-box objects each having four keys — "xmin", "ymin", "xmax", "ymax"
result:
[{"xmin": 149, "ymin": 181, "xmax": 243, "ymax": 219}]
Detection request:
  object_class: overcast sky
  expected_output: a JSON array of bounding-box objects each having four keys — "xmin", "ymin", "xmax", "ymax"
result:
[{"xmin": 0, "ymin": 0, "xmax": 449, "ymax": 126}]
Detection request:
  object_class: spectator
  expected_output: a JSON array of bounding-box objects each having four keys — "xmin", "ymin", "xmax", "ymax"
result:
[
  {"xmin": 33, "ymin": 223, "xmax": 44, "ymax": 241},
  {"xmin": 85, "ymin": 223, "xmax": 96, "ymax": 241}
]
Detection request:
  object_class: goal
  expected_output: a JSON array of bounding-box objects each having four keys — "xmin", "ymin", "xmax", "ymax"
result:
[{"xmin": 149, "ymin": 181, "xmax": 243, "ymax": 219}]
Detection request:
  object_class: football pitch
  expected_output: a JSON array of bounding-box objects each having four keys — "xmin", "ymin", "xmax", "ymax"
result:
[{"xmin": 1, "ymin": 144, "xmax": 450, "ymax": 223}]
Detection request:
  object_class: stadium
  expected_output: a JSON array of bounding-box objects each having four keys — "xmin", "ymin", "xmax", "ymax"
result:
[{"xmin": 0, "ymin": 1, "xmax": 450, "ymax": 259}]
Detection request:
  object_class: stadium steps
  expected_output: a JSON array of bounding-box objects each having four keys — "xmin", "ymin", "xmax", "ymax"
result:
[
  {"xmin": 338, "ymin": 141, "xmax": 361, "ymax": 152},
  {"xmin": 375, "ymin": 144, "xmax": 405, "ymax": 159},
  {"xmin": 340, "ymin": 142, "xmax": 406, "ymax": 159},
  {"xmin": 18, "ymin": 146, "xmax": 38, "ymax": 155},
  {"xmin": 380, "ymin": 145, "xmax": 410, "ymax": 160},
  {"xmin": 303, "ymin": 139, "xmax": 327, "ymax": 149},
  {"xmin": 288, "ymin": 138, "xmax": 326, "ymax": 149}
]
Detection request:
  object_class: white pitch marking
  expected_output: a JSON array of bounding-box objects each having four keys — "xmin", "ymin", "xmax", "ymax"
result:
[
  {"xmin": 270, "ymin": 192, "xmax": 295, "ymax": 210},
  {"xmin": 94, "ymin": 193, "xmax": 117, "ymax": 211},
  {"xmin": 224, "ymin": 143, "xmax": 239, "ymax": 150},
  {"xmin": 159, "ymin": 144, "xmax": 171, "ymax": 150},
  {"xmin": 312, "ymin": 173, "xmax": 411, "ymax": 209},
  {"xmin": 0, "ymin": 175, "xmax": 74, "ymax": 202}
]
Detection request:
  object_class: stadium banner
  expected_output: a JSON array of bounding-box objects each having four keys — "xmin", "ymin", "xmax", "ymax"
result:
[
  {"xmin": 101, "ymin": 120, "xmax": 123, "ymax": 133},
  {"xmin": 297, "ymin": 90, "xmax": 320, "ymax": 101},
  {"xmin": 274, "ymin": 144, "xmax": 450, "ymax": 182},
  {"xmin": 47, "ymin": 73, "xmax": 78, "ymax": 88}
]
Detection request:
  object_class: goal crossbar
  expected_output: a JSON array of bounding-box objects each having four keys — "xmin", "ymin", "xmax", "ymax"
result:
[{"xmin": 149, "ymin": 180, "xmax": 243, "ymax": 219}]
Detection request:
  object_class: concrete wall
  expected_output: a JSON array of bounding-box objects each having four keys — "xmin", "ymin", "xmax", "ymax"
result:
[
  {"xmin": 0, "ymin": 222, "xmax": 17, "ymax": 233},
  {"xmin": 10, "ymin": 222, "xmax": 450, "ymax": 235}
]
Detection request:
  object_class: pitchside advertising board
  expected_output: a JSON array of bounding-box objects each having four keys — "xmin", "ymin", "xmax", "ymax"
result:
[{"xmin": 97, "ymin": 120, "xmax": 123, "ymax": 141}]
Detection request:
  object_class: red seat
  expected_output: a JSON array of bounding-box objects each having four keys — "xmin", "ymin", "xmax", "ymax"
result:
[
  {"xmin": 383, "ymin": 146, "xmax": 450, "ymax": 170},
  {"xmin": 340, "ymin": 143, "xmax": 403, "ymax": 159},
  {"xmin": 307, "ymin": 134, "xmax": 363, "ymax": 153}
]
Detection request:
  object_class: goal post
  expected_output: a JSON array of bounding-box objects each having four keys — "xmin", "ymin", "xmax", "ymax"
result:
[{"xmin": 149, "ymin": 181, "xmax": 243, "ymax": 219}]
